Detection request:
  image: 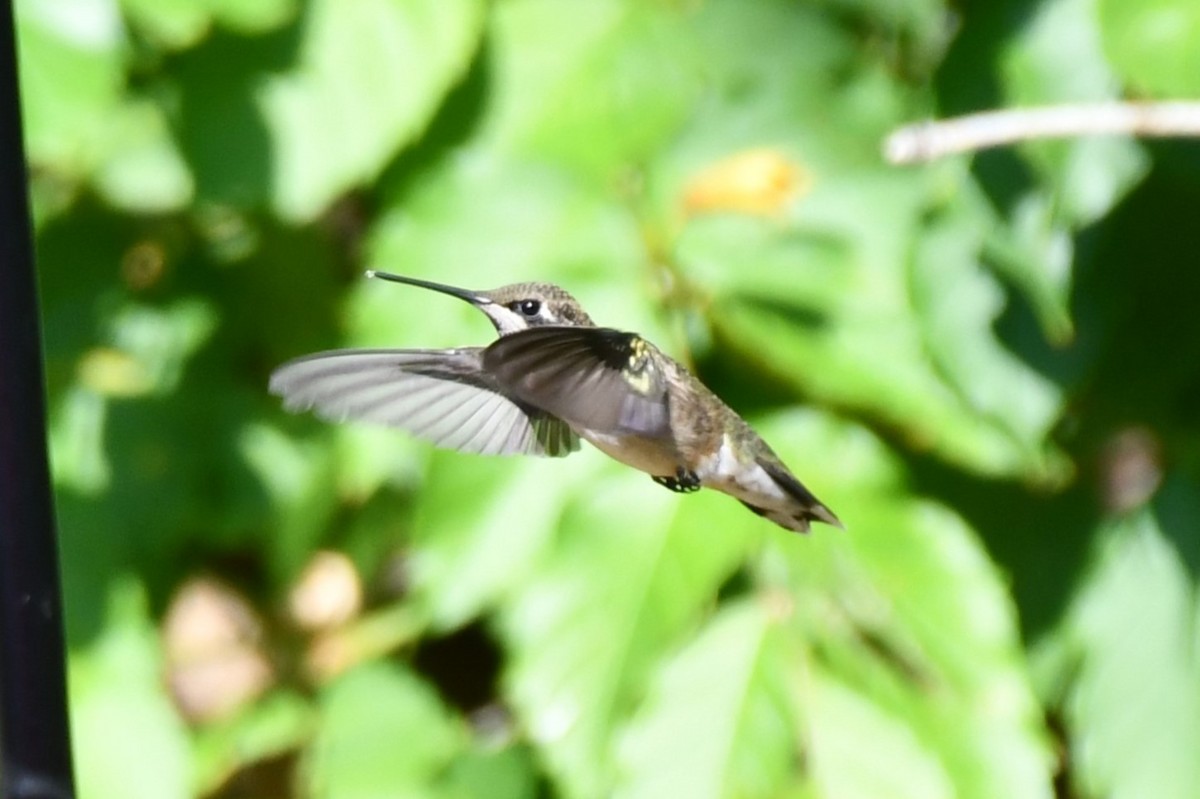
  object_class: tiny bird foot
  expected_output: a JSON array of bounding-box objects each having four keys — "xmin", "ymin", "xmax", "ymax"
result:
[{"xmin": 652, "ymin": 467, "xmax": 702, "ymax": 493}]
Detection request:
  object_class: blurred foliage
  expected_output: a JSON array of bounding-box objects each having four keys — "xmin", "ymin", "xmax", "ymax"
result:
[{"xmin": 17, "ymin": 0, "xmax": 1200, "ymax": 796}]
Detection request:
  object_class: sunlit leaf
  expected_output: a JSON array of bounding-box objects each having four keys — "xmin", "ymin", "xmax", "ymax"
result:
[
  {"xmin": 612, "ymin": 410, "xmax": 1054, "ymax": 799},
  {"xmin": 107, "ymin": 299, "xmax": 219, "ymax": 394},
  {"xmin": 802, "ymin": 667, "xmax": 956, "ymax": 799},
  {"xmin": 705, "ymin": 173, "xmax": 1068, "ymax": 483},
  {"xmin": 240, "ymin": 423, "xmax": 341, "ymax": 583},
  {"xmin": 49, "ymin": 386, "xmax": 111, "ymax": 494},
  {"xmin": 408, "ymin": 453, "xmax": 595, "ymax": 630},
  {"xmin": 438, "ymin": 745, "xmax": 540, "ymax": 799},
  {"xmin": 910, "ymin": 203, "xmax": 1066, "ymax": 466},
  {"xmin": 18, "ymin": 3, "xmax": 196, "ymax": 214},
  {"xmin": 756, "ymin": 412, "xmax": 1055, "ymax": 799},
  {"xmin": 498, "ymin": 469, "xmax": 748, "ymax": 798},
  {"xmin": 483, "ymin": 0, "xmax": 696, "ymax": 180},
  {"xmin": 1046, "ymin": 511, "xmax": 1200, "ymax": 798},
  {"xmin": 615, "ymin": 601, "xmax": 795, "ymax": 799},
  {"xmin": 1098, "ymin": 0, "xmax": 1200, "ymax": 96},
  {"xmin": 16, "ymin": 0, "xmax": 124, "ymax": 177},
  {"xmin": 120, "ymin": 0, "xmax": 297, "ymax": 48},
  {"xmin": 303, "ymin": 662, "xmax": 465, "ymax": 799},
  {"xmin": 70, "ymin": 580, "xmax": 191, "ymax": 799},
  {"xmin": 334, "ymin": 423, "xmax": 424, "ymax": 502},
  {"xmin": 259, "ymin": 0, "xmax": 486, "ymax": 220},
  {"xmin": 93, "ymin": 100, "xmax": 194, "ymax": 212}
]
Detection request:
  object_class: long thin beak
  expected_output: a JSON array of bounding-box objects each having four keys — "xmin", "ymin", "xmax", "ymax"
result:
[{"xmin": 365, "ymin": 270, "xmax": 491, "ymax": 306}]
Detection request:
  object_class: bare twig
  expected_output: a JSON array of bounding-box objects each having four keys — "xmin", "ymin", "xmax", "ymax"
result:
[{"xmin": 885, "ymin": 101, "xmax": 1200, "ymax": 164}]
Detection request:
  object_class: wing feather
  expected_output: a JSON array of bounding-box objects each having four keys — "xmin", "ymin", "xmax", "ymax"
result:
[
  {"xmin": 483, "ymin": 327, "xmax": 672, "ymax": 438},
  {"xmin": 269, "ymin": 348, "xmax": 579, "ymax": 457}
]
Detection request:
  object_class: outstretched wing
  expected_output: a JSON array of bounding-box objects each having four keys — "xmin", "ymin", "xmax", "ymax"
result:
[
  {"xmin": 482, "ymin": 327, "xmax": 672, "ymax": 439},
  {"xmin": 269, "ymin": 348, "xmax": 579, "ymax": 457}
]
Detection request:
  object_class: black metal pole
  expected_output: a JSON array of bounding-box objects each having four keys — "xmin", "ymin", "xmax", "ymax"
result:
[{"xmin": 0, "ymin": 1, "xmax": 76, "ymax": 797}]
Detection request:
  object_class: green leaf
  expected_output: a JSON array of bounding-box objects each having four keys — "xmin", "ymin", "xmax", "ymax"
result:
[
  {"xmin": 1098, "ymin": 0, "xmax": 1200, "ymax": 96},
  {"xmin": 802, "ymin": 668, "xmax": 958, "ymax": 799},
  {"xmin": 755, "ymin": 412, "xmax": 1055, "ymax": 799},
  {"xmin": 646, "ymin": 0, "xmax": 886, "ymax": 196},
  {"xmin": 1047, "ymin": 511, "xmax": 1200, "ymax": 798},
  {"xmin": 303, "ymin": 662, "xmax": 465, "ymax": 799},
  {"xmin": 705, "ymin": 173, "xmax": 1067, "ymax": 483},
  {"xmin": 439, "ymin": 745, "xmax": 540, "ymax": 799},
  {"xmin": 120, "ymin": 0, "xmax": 297, "ymax": 48},
  {"xmin": 71, "ymin": 580, "xmax": 191, "ymax": 799},
  {"xmin": 816, "ymin": 0, "xmax": 950, "ymax": 69},
  {"xmin": 206, "ymin": 0, "xmax": 297, "ymax": 32},
  {"xmin": 49, "ymin": 386, "xmax": 111, "ymax": 494},
  {"xmin": 615, "ymin": 601, "xmax": 796, "ymax": 799},
  {"xmin": 1005, "ymin": 0, "xmax": 1119, "ymax": 107},
  {"xmin": 482, "ymin": 0, "xmax": 697, "ymax": 180},
  {"xmin": 334, "ymin": 423, "xmax": 425, "ymax": 502},
  {"xmin": 108, "ymin": 299, "xmax": 219, "ymax": 395},
  {"xmin": 975, "ymin": 181, "xmax": 1077, "ymax": 346},
  {"xmin": 192, "ymin": 691, "xmax": 315, "ymax": 796},
  {"xmin": 259, "ymin": 0, "xmax": 486, "ymax": 220},
  {"xmin": 498, "ymin": 468, "xmax": 749, "ymax": 798},
  {"xmin": 408, "ymin": 454, "xmax": 593, "ymax": 630},
  {"xmin": 910, "ymin": 202, "xmax": 1066, "ymax": 464},
  {"xmin": 240, "ymin": 423, "xmax": 342, "ymax": 584},
  {"xmin": 18, "ymin": 4, "xmax": 196, "ymax": 213},
  {"xmin": 16, "ymin": 0, "xmax": 125, "ymax": 177},
  {"xmin": 995, "ymin": 0, "xmax": 1149, "ymax": 340},
  {"xmin": 93, "ymin": 100, "xmax": 195, "ymax": 212},
  {"xmin": 613, "ymin": 411, "xmax": 1054, "ymax": 799}
]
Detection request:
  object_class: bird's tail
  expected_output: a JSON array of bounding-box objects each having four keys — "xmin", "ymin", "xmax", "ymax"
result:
[{"xmin": 757, "ymin": 456, "xmax": 843, "ymax": 532}]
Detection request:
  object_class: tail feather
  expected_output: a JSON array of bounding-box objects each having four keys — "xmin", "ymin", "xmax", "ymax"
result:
[
  {"xmin": 738, "ymin": 500, "xmax": 812, "ymax": 534},
  {"xmin": 756, "ymin": 456, "xmax": 843, "ymax": 532}
]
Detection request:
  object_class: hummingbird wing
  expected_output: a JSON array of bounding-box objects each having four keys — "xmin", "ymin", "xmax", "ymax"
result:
[
  {"xmin": 269, "ymin": 348, "xmax": 580, "ymax": 457},
  {"xmin": 482, "ymin": 327, "xmax": 672, "ymax": 438}
]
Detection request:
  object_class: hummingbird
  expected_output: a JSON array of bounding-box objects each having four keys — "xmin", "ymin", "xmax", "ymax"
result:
[{"xmin": 269, "ymin": 271, "xmax": 841, "ymax": 533}]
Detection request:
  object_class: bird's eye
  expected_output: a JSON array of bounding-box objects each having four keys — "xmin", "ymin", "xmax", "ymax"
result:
[{"xmin": 517, "ymin": 299, "xmax": 541, "ymax": 317}]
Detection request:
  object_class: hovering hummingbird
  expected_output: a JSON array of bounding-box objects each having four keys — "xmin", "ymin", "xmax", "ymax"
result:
[{"xmin": 269, "ymin": 272, "xmax": 841, "ymax": 533}]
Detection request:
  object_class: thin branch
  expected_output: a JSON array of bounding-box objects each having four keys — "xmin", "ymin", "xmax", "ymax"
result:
[{"xmin": 885, "ymin": 101, "xmax": 1200, "ymax": 165}]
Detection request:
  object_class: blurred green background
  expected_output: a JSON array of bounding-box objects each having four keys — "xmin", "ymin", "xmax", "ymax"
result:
[{"xmin": 18, "ymin": 0, "xmax": 1200, "ymax": 796}]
